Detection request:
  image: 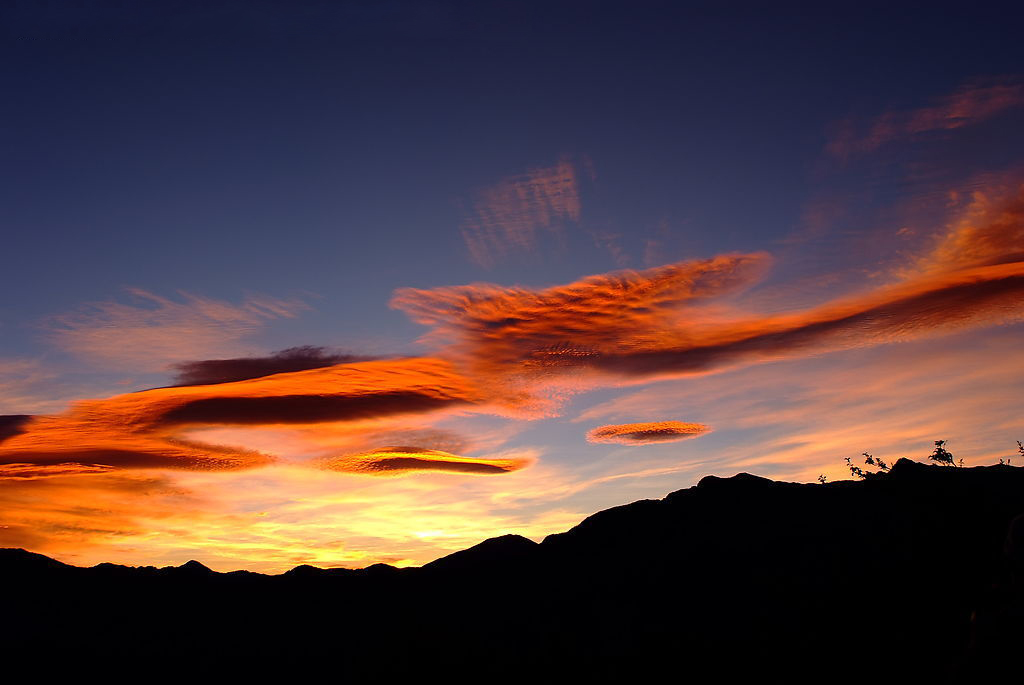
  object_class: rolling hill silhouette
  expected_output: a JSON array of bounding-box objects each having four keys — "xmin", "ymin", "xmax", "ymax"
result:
[{"xmin": 3, "ymin": 458, "xmax": 1022, "ymax": 681}]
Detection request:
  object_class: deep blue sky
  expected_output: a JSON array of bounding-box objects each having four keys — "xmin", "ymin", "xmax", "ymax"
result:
[
  {"xmin": 4, "ymin": 0, "xmax": 1022, "ymax": 358},
  {"xmin": 3, "ymin": 1, "xmax": 1024, "ymax": 570}
]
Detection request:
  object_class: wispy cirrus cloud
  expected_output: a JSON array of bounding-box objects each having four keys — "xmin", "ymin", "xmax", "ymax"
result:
[
  {"xmin": 0, "ymin": 359, "xmax": 67, "ymax": 414},
  {"xmin": 460, "ymin": 159, "xmax": 581, "ymax": 267},
  {"xmin": 909, "ymin": 179, "xmax": 1024, "ymax": 274},
  {"xmin": 827, "ymin": 79, "xmax": 1024, "ymax": 161},
  {"xmin": 43, "ymin": 288, "xmax": 308, "ymax": 370}
]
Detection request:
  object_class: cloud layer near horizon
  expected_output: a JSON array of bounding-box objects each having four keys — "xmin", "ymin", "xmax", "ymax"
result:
[
  {"xmin": 0, "ymin": 357, "xmax": 480, "ymax": 475},
  {"xmin": 3, "ymin": 179, "xmax": 1024, "ymax": 484}
]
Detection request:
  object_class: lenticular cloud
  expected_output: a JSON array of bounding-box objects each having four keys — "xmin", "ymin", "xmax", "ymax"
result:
[
  {"xmin": 586, "ymin": 422, "xmax": 711, "ymax": 444},
  {"xmin": 320, "ymin": 446, "xmax": 529, "ymax": 475}
]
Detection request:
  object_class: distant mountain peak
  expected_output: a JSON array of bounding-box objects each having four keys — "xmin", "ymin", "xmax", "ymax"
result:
[
  {"xmin": 696, "ymin": 471, "xmax": 773, "ymax": 489},
  {"xmin": 423, "ymin": 533, "xmax": 538, "ymax": 572},
  {"xmin": 0, "ymin": 547, "xmax": 71, "ymax": 570},
  {"xmin": 175, "ymin": 559, "xmax": 213, "ymax": 573}
]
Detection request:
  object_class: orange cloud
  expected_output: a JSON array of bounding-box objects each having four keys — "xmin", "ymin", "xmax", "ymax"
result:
[
  {"xmin": 0, "ymin": 463, "xmax": 115, "ymax": 479},
  {"xmin": 913, "ymin": 181, "xmax": 1024, "ymax": 274},
  {"xmin": 320, "ymin": 446, "xmax": 530, "ymax": 475},
  {"xmin": 0, "ymin": 469, "xmax": 196, "ymax": 556},
  {"xmin": 398, "ymin": 195, "xmax": 1024, "ymax": 389},
  {"xmin": 0, "ymin": 415, "xmax": 274, "ymax": 473},
  {"xmin": 460, "ymin": 159, "xmax": 581, "ymax": 267},
  {"xmin": 571, "ymin": 261, "xmax": 1024, "ymax": 381},
  {"xmin": 0, "ymin": 357, "xmax": 481, "ymax": 475},
  {"xmin": 586, "ymin": 422, "xmax": 711, "ymax": 444},
  {"xmin": 827, "ymin": 80, "xmax": 1024, "ymax": 161},
  {"xmin": 392, "ymin": 253, "xmax": 771, "ymax": 380}
]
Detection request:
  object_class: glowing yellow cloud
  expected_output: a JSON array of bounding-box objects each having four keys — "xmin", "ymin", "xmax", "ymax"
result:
[{"xmin": 320, "ymin": 446, "xmax": 530, "ymax": 475}]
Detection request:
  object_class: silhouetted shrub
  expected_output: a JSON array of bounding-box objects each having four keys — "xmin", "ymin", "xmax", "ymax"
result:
[
  {"xmin": 844, "ymin": 452, "xmax": 889, "ymax": 480},
  {"xmin": 929, "ymin": 440, "xmax": 957, "ymax": 467},
  {"xmin": 842, "ymin": 440, "xmax": 974, "ymax": 479},
  {"xmin": 1003, "ymin": 442, "xmax": 1023, "ymax": 465}
]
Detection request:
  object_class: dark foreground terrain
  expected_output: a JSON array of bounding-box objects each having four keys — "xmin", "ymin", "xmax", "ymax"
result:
[{"xmin": 4, "ymin": 459, "xmax": 1023, "ymax": 681}]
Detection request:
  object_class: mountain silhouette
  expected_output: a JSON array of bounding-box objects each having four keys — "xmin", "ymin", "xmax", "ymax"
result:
[
  {"xmin": 3, "ymin": 458, "xmax": 1022, "ymax": 681},
  {"xmin": 422, "ymin": 533, "xmax": 538, "ymax": 574}
]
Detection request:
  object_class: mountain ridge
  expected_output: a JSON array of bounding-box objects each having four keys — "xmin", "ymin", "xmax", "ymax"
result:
[{"xmin": 3, "ymin": 458, "xmax": 1022, "ymax": 681}]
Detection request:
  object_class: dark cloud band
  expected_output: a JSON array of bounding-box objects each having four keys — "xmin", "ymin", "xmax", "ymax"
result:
[
  {"xmin": 157, "ymin": 392, "xmax": 468, "ymax": 426},
  {"xmin": 577, "ymin": 268, "xmax": 1024, "ymax": 379},
  {"xmin": 0, "ymin": 415, "xmax": 33, "ymax": 444},
  {"xmin": 170, "ymin": 346, "xmax": 374, "ymax": 387}
]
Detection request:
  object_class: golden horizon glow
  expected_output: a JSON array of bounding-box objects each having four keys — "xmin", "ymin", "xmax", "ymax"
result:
[{"xmin": 2, "ymin": 166, "xmax": 1024, "ymax": 573}]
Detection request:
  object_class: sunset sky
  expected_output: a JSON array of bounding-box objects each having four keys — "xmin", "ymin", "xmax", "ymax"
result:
[{"xmin": 3, "ymin": 1, "xmax": 1024, "ymax": 572}]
